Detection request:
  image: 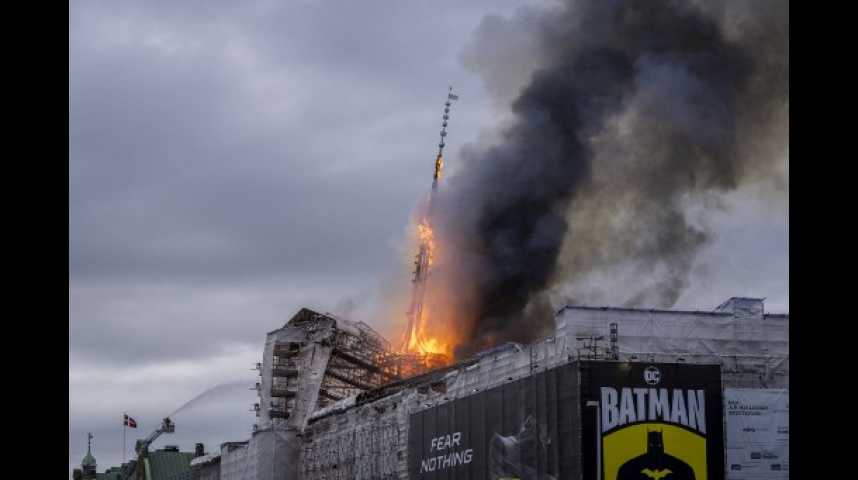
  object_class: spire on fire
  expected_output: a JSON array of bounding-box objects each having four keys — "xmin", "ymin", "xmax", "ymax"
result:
[{"xmin": 400, "ymin": 87, "xmax": 459, "ymax": 353}]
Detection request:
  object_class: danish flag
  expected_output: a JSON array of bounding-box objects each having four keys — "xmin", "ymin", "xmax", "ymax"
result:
[{"xmin": 123, "ymin": 414, "xmax": 137, "ymax": 428}]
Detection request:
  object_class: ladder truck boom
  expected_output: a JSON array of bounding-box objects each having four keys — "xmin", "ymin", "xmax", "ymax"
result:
[{"xmin": 134, "ymin": 417, "xmax": 175, "ymax": 456}]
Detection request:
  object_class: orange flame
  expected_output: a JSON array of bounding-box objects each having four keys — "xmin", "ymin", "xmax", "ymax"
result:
[
  {"xmin": 416, "ymin": 220, "xmax": 436, "ymax": 267},
  {"xmin": 399, "ymin": 217, "xmax": 457, "ymax": 366},
  {"xmin": 434, "ymin": 154, "xmax": 444, "ymax": 181},
  {"xmin": 403, "ymin": 315, "xmax": 450, "ymax": 356}
]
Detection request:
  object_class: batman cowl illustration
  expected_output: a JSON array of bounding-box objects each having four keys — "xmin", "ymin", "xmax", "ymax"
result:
[
  {"xmin": 616, "ymin": 431, "xmax": 695, "ymax": 480},
  {"xmin": 489, "ymin": 415, "xmax": 556, "ymax": 480}
]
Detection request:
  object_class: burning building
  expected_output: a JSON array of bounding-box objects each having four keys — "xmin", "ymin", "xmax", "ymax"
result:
[
  {"xmin": 199, "ymin": 296, "xmax": 787, "ymax": 480},
  {"xmin": 199, "ymin": 2, "xmax": 790, "ymax": 476},
  {"xmin": 77, "ymin": 1, "xmax": 786, "ymax": 478}
]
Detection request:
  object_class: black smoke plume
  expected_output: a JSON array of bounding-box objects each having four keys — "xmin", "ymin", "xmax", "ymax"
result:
[{"xmin": 431, "ymin": 0, "xmax": 788, "ymax": 357}]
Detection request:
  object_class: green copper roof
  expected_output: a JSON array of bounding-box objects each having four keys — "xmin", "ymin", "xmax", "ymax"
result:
[
  {"xmin": 95, "ymin": 470, "xmax": 122, "ymax": 480},
  {"xmin": 82, "ymin": 450, "xmax": 97, "ymax": 467},
  {"xmin": 146, "ymin": 450, "xmax": 194, "ymax": 480},
  {"xmin": 83, "ymin": 448, "xmax": 193, "ymax": 480},
  {"xmin": 82, "ymin": 433, "xmax": 97, "ymax": 469}
]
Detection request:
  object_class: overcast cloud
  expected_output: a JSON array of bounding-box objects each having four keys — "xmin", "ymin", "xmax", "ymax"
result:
[{"xmin": 69, "ymin": 1, "xmax": 787, "ymax": 476}]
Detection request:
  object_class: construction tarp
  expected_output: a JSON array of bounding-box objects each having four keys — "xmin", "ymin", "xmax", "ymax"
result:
[
  {"xmin": 556, "ymin": 306, "xmax": 788, "ymax": 357},
  {"xmin": 725, "ymin": 388, "xmax": 789, "ymax": 479}
]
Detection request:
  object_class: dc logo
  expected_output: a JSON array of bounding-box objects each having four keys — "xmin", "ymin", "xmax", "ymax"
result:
[{"xmin": 644, "ymin": 366, "xmax": 661, "ymax": 385}]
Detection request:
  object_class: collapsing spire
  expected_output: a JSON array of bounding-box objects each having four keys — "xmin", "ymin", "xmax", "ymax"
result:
[{"xmin": 400, "ymin": 87, "xmax": 459, "ymax": 353}]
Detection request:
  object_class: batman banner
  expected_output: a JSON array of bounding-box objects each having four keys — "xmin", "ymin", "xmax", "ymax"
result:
[{"xmin": 580, "ymin": 362, "xmax": 724, "ymax": 480}]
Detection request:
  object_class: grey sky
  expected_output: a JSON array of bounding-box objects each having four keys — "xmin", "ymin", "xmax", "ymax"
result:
[{"xmin": 69, "ymin": 0, "xmax": 787, "ymax": 476}]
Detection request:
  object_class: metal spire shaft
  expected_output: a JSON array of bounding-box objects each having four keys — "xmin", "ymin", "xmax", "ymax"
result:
[{"xmin": 401, "ymin": 86, "xmax": 459, "ymax": 352}]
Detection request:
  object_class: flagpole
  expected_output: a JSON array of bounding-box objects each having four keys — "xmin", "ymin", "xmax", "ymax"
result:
[{"xmin": 123, "ymin": 412, "xmax": 126, "ymax": 464}]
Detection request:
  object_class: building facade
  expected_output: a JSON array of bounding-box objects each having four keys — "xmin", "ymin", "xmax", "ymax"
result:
[{"xmin": 204, "ymin": 297, "xmax": 787, "ymax": 479}]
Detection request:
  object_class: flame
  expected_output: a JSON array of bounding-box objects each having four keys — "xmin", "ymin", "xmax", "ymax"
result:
[
  {"xmin": 398, "ymin": 216, "xmax": 458, "ymax": 367},
  {"xmin": 434, "ymin": 154, "xmax": 444, "ymax": 181},
  {"xmin": 416, "ymin": 220, "xmax": 436, "ymax": 266},
  {"xmin": 400, "ymin": 316, "xmax": 454, "ymax": 374},
  {"xmin": 403, "ymin": 312, "xmax": 450, "ymax": 356}
]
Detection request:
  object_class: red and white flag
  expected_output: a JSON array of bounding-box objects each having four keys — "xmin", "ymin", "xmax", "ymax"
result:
[{"xmin": 123, "ymin": 414, "xmax": 137, "ymax": 428}]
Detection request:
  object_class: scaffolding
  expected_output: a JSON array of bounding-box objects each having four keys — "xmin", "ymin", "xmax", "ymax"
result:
[{"xmin": 265, "ymin": 310, "xmax": 445, "ymax": 421}]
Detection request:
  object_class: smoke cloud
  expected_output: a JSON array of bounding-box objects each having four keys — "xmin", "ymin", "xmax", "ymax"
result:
[{"xmin": 430, "ymin": 0, "xmax": 788, "ymax": 357}]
